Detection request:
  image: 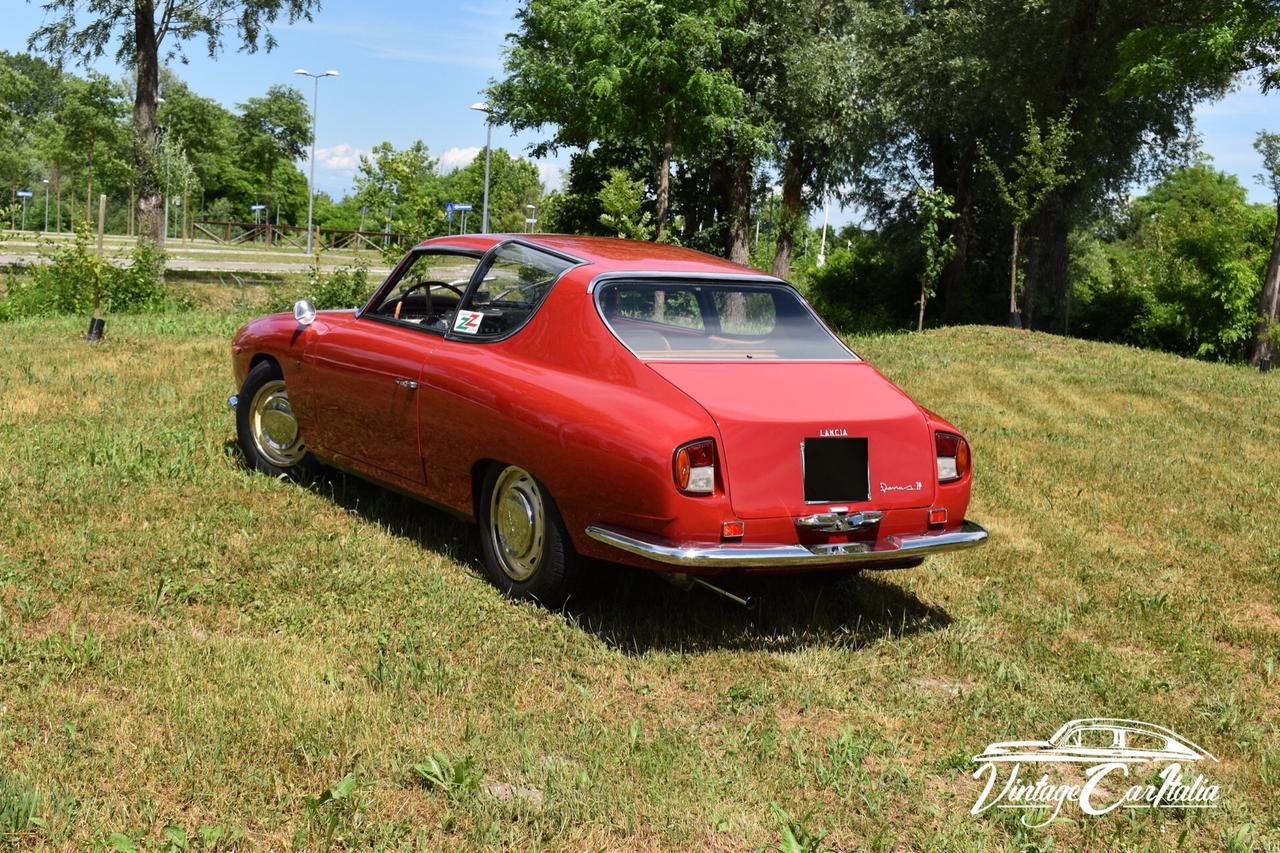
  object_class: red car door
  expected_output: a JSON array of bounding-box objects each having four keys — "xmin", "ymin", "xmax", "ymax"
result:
[
  {"xmin": 305, "ymin": 317, "xmax": 433, "ymax": 484},
  {"xmin": 303, "ymin": 249, "xmax": 482, "ymax": 486}
]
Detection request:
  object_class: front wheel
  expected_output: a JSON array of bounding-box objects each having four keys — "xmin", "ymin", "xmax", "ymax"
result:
[
  {"xmin": 236, "ymin": 360, "xmax": 319, "ymax": 481},
  {"xmin": 478, "ymin": 464, "xmax": 580, "ymax": 606}
]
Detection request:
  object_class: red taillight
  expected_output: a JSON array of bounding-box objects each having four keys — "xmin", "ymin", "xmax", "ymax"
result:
[
  {"xmin": 721, "ymin": 520, "xmax": 745, "ymax": 539},
  {"xmin": 673, "ymin": 439, "xmax": 716, "ymax": 495},
  {"xmin": 935, "ymin": 432, "xmax": 970, "ymax": 482}
]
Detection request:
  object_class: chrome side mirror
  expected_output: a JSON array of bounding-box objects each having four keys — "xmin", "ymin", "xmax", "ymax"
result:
[{"xmin": 294, "ymin": 299, "xmax": 317, "ymax": 326}]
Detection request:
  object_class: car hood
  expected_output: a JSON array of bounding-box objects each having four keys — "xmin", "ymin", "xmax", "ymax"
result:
[{"xmin": 647, "ymin": 361, "xmax": 936, "ymax": 519}]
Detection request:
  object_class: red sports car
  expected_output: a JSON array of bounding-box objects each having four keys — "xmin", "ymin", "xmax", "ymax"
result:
[{"xmin": 229, "ymin": 235, "xmax": 986, "ymax": 604}]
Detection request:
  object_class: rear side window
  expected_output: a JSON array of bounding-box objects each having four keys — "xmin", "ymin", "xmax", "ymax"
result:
[
  {"xmin": 450, "ymin": 242, "xmax": 575, "ymax": 339},
  {"xmin": 598, "ymin": 281, "xmax": 855, "ymax": 361}
]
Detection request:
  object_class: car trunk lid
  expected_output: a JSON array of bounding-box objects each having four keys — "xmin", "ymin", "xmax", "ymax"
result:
[{"xmin": 648, "ymin": 361, "xmax": 936, "ymax": 519}]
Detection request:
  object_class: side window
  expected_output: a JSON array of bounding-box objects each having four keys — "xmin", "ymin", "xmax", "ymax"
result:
[
  {"xmin": 450, "ymin": 243, "xmax": 574, "ymax": 339},
  {"xmin": 367, "ymin": 251, "xmax": 481, "ymax": 334}
]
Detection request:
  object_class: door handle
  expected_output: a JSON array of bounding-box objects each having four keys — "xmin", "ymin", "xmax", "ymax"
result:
[{"xmin": 395, "ymin": 378, "xmax": 418, "ymax": 390}]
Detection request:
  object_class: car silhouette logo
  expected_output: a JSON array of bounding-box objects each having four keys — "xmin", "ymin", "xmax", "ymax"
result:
[{"xmin": 972, "ymin": 717, "xmax": 1217, "ymax": 765}]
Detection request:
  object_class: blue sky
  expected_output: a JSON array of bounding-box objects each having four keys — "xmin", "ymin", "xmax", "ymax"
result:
[{"xmin": 5, "ymin": 1, "xmax": 1278, "ymax": 225}]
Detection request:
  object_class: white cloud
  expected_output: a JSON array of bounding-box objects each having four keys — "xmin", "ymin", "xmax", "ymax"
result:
[
  {"xmin": 314, "ymin": 144, "xmax": 368, "ymax": 171},
  {"xmin": 535, "ymin": 160, "xmax": 564, "ymax": 191},
  {"xmin": 438, "ymin": 146, "xmax": 483, "ymax": 170}
]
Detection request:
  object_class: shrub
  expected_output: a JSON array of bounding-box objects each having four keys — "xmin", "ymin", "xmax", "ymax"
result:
[
  {"xmin": 264, "ymin": 261, "xmax": 371, "ymax": 314},
  {"xmin": 803, "ymin": 230, "xmax": 916, "ymax": 334},
  {"xmin": 0, "ymin": 223, "xmax": 170, "ymax": 321}
]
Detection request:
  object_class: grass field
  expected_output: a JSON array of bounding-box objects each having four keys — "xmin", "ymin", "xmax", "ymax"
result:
[{"xmin": 0, "ymin": 312, "xmax": 1277, "ymax": 850}]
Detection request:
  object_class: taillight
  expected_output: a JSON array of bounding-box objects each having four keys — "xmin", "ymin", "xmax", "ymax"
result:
[
  {"xmin": 935, "ymin": 432, "xmax": 970, "ymax": 482},
  {"xmin": 673, "ymin": 439, "xmax": 716, "ymax": 495}
]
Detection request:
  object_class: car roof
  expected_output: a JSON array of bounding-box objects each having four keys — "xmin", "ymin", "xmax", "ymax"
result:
[{"xmin": 416, "ymin": 233, "xmax": 770, "ymax": 277}]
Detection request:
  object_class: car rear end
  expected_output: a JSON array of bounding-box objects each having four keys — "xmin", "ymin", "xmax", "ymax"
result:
[{"xmin": 582, "ymin": 275, "xmax": 987, "ymax": 574}]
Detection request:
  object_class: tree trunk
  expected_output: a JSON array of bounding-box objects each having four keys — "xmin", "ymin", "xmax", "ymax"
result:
[
  {"xmin": 1008, "ymin": 222, "xmax": 1022, "ymax": 328},
  {"xmin": 917, "ymin": 276, "xmax": 928, "ymax": 332},
  {"xmin": 1250, "ymin": 200, "xmax": 1280, "ymax": 365},
  {"xmin": 85, "ymin": 134, "xmax": 95, "ymax": 221},
  {"xmin": 771, "ymin": 144, "xmax": 805, "ymax": 280},
  {"xmin": 133, "ymin": 0, "xmax": 164, "ymax": 249},
  {"xmin": 654, "ymin": 109, "xmax": 673, "ymax": 241},
  {"xmin": 726, "ymin": 155, "xmax": 752, "ymax": 266},
  {"xmin": 931, "ymin": 136, "xmax": 975, "ymax": 323},
  {"xmin": 1025, "ymin": 195, "xmax": 1071, "ymax": 332}
]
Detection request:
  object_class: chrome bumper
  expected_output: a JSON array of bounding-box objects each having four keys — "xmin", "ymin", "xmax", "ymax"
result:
[{"xmin": 585, "ymin": 521, "xmax": 988, "ymax": 569}]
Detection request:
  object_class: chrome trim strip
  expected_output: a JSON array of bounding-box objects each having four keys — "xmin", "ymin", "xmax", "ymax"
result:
[{"xmin": 585, "ymin": 521, "xmax": 988, "ymax": 569}]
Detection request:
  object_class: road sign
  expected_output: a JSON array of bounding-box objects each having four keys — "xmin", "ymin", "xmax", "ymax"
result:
[
  {"xmin": 250, "ymin": 204, "xmax": 267, "ymax": 211},
  {"xmin": 445, "ymin": 202, "xmax": 473, "ymax": 213},
  {"xmin": 16, "ymin": 191, "xmax": 32, "ymax": 198}
]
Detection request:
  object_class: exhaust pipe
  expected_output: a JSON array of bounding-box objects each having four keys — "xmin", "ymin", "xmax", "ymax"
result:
[{"xmin": 667, "ymin": 573, "xmax": 756, "ymax": 610}]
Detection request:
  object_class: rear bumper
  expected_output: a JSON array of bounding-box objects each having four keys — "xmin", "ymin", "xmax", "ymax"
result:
[{"xmin": 584, "ymin": 520, "xmax": 988, "ymax": 570}]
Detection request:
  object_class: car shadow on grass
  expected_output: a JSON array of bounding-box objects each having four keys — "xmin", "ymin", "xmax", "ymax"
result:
[
  {"xmin": 565, "ymin": 564, "xmax": 952, "ymax": 655},
  {"xmin": 265, "ymin": 460, "xmax": 951, "ymax": 655}
]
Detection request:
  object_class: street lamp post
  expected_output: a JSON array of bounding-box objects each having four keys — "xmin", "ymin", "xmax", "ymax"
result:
[
  {"xmin": 817, "ymin": 199, "xmax": 830, "ymax": 267},
  {"xmin": 42, "ymin": 179, "xmax": 50, "ymax": 233},
  {"xmin": 524, "ymin": 203, "xmax": 537, "ymax": 233},
  {"xmin": 297, "ymin": 68, "xmax": 340, "ymax": 255},
  {"xmin": 470, "ymin": 102, "xmax": 493, "ymax": 233}
]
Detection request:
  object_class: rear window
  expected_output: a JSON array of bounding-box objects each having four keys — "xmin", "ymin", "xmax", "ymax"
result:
[{"xmin": 597, "ymin": 281, "xmax": 855, "ymax": 361}]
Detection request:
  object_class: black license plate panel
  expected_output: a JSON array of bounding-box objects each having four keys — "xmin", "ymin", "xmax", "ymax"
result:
[{"xmin": 803, "ymin": 437, "xmax": 870, "ymax": 503}]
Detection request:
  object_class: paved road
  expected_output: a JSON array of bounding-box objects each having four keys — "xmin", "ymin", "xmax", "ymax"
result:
[{"xmin": 0, "ymin": 252, "xmax": 390, "ymax": 276}]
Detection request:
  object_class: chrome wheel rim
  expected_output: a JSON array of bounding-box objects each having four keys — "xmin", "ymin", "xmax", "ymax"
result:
[
  {"xmin": 489, "ymin": 466, "xmax": 546, "ymax": 582},
  {"xmin": 250, "ymin": 379, "xmax": 306, "ymax": 467}
]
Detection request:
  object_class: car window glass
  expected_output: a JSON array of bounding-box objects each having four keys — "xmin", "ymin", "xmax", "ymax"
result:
[
  {"xmin": 367, "ymin": 251, "xmax": 481, "ymax": 333},
  {"xmin": 450, "ymin": 243, "xmax": 574, "ymax": 339},
  {"xmin": 611, "ymin": 287, "xmax": 704, "ymax": 330},
  {"xmin": 713, "ymin": 291, "xmax": 776, "ymax": 335},
  {"xmin": 599, "ymin": 281, "xmax": 855, "ymax": 361}
]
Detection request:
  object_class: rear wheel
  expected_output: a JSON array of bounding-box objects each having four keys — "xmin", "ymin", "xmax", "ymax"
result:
[
  {"xmin": 236, "ymin": 360, "xmax": 318, "ymax": 481},
  {"xmin": 478, "ymin": 464, "xmax": 580, "ymax": 606}
]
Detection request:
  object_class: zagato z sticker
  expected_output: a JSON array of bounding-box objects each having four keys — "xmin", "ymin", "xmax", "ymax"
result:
[{"xmin": 454, "ymin": 310, "xmax": 484, "ymax": 334}]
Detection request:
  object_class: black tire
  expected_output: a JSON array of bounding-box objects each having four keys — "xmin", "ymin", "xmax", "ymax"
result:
[
  {"xmin": 478, "ymin": 463, "xmax": 581, "ymax": 606},
  {"xmin": 235, "ymin": 360, "xmax": 319, "ymax": 482}
]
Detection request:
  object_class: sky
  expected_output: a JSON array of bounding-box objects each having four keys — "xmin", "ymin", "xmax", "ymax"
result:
[{"xmin": 4, "ymin": 1, "xmax": 1278, "ymax": 227}]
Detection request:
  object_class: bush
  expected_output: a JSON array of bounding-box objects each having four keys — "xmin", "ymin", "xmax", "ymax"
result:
[
  {"xmin": 803, "ymin": 230, "xmax": 917, "ymax": 334},
  {"xmin": 0, "ymin": 224, "xmax": 170, "ymax": 321},
  {"xmin": 265, "ymin": 262, "xmax": 371, "ymax": 314}
]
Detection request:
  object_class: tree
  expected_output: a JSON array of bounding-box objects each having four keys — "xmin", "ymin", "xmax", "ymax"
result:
[
  {"xmin": 444, "ymin": 148, "xmax": 543, "ymax": 234},
  {"xmin": 52, "ymin": 73, "xmax": 128, "ymax": 220},
  {"xmin": 759, "ymin": 0, "xmax": 869, "ymax": 279},
  {"xmin": 1251, "ymin": 130, "xmax": 1280, "ymax": 365},
  {"xmin": 980, "ymin": 104, "xmax": 1077, "ymax": 328},
  {"xmin": 914, "ymin": 187, "xmax": 957, "ymax": 331},
  {"xmin": 353, "ymin": 141, "xmax": 445, "ymax": 242},
  {"xmin": 490, "ymin": 0, "xmax": 741, "ymax": 240},
  {"xmin": 28, "ymin": 0, "xmax": 319, "ymax": 247},
  {"xmin": 238, "ymin": 85, "xmax": 310, "ymax": 225},
  {"xmin": 597, "ymin": 168, "xmax": 654, "ymax": 240}
]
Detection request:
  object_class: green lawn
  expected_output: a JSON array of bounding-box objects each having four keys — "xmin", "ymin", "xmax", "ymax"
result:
[{"xmin": 0, "ymin": 313, "xmax": 1277, "ymax": 850}]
